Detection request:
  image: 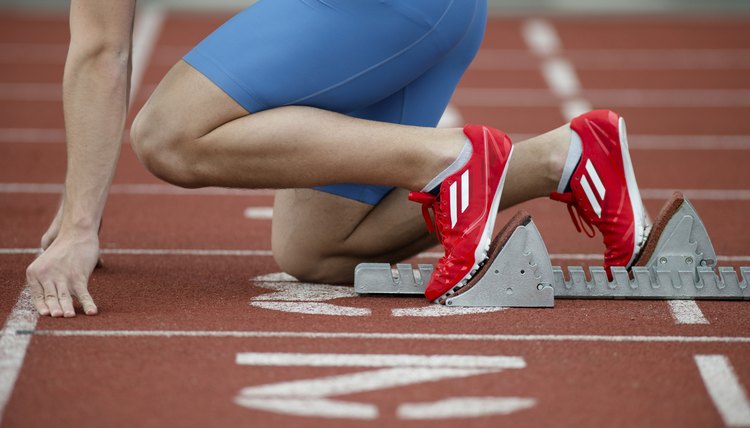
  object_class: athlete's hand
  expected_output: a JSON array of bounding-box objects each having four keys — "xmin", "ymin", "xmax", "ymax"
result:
[{"xmin": 26, "ymin": 232, "xmax": 99, "ymax": 317}]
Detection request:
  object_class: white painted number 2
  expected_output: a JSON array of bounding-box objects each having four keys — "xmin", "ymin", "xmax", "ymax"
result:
[{"xmin": 234, "ymin": 352, "xmax": 536, "ymax": 420}]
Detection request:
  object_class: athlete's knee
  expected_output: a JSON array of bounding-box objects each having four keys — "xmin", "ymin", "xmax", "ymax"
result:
[{"xmin": 130, "ymin": 105, "xmax": 203, "ymax": 188}]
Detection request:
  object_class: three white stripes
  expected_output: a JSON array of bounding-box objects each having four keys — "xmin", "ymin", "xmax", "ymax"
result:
[{"xmin": 449, "ymin": 170, "xmax": 470, "ymax": 228}]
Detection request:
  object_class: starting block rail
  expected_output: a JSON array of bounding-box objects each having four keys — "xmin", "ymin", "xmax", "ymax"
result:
[{"xmin": 354, "ymin": 194, "xmax": 750, "ymax": 307}]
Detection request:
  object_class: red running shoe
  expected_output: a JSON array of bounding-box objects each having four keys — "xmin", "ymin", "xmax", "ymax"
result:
[
  {"xmin": 409, "ymin": 125, "xmax": 513, "ymax": 302},
  {"xmin": 551, "ymin": 110, "xmax": 650, "ymax": 271}
]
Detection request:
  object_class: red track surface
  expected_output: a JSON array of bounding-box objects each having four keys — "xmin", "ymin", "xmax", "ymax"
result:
[{"xmin": 1, "ymin": 10, "xmax": 750, "ymax": 428}]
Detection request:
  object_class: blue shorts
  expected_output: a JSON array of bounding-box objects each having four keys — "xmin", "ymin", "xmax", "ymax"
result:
[{"xmin": 184, "ymin": 0, "xmax": 486, "ymax": 205}]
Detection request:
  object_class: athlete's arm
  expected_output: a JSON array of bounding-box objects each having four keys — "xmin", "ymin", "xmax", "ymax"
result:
[{"xmin": 25, "ymin": 0, "xmax": 137, "ymax": 317}]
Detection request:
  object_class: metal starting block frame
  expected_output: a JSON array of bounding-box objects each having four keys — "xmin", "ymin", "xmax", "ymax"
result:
[{"xmin": 354, "ymin": 197, "xmax": 750, "ymax": 307}]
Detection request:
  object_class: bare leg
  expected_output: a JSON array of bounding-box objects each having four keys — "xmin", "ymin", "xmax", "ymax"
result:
[
  {"xmin": 132, "ymin": 62, "xmax": 570, "ymax": 282},
  {"xmin": 131, "ymin": 62, "xmax": 464, "ymax": 193}
]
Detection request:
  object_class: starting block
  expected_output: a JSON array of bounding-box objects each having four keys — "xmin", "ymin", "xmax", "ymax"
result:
[{"xmin": 354, "ymin": 193, "xmax": 750, "ymax": 307}]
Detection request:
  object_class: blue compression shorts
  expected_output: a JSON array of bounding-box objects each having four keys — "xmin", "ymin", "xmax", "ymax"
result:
[{"xmin": 184, "ymin": 0, "xmax": 487, "ymax": 205}]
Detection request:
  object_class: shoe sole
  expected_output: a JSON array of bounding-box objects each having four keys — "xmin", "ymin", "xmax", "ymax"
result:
[
  {"xmin": 618, "ymin": 117, "xmax": 649, "ymax": 267},
  {"xmin": 436, "ymin": 143, "xmax": 515, "ymax": 301}
]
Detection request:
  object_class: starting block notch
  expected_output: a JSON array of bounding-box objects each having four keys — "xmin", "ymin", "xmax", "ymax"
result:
[{"xmin": 354, "ymin": 195, "xmax": 750, "ymax": 307}]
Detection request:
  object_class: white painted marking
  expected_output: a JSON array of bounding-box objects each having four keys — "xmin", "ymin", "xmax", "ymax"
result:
[
  {"xmin": 501, "ymin": 134, "xmax": 750, "ymax": 151},
  {"xmin": 235, "ymin": 352, "xmax": 529, "ymax": 419},
  {"xmin": 474, "ymin": 48, "xmax": 750, "ymax": 71},
  {"xmin": 522, "ymin": 19, "xmax": 591, "ymax": 122},
  {"xmin": 398, "ymin": 397, "xmax": 537, "ymax": 419},
  {"xmin": 254, "ymin": 272, "xmax": 297, "ymax": 281},
  {"xmin": 20, "ymin": 330, "xmax": 750, "ymax": 344},
  {"xmin": 237, "ymin": 367, "xmax": 500, "ymax": 420},
  {"xmin": 252, "ymin": 282, "xmax": 358, "ymax": 302},
  {"xmin": 251, "ymin": 302, "xmax": 370, "ymax": 317},
  {"xmin": 521, "ymin": 19, "xmax": 560, "ymax": 57},
  {"xmin": 0, "ymin": 287, "xmax": 39, "ymax": 420},
  {"xmin": 392, "ymin": 305, "xmax": 504, "ymax": 317},
  {"xmin": 640, "ymin": 188, "xmax": 750, "ymax": 201},
  {"xmin": 452, "ymin": 88, "xmax": 750, "ymax": 108},
  {"xmin": 449, "ymin": 181, "xmax": 458, "ymax": 228},
  {"xmin": 243, "ymin": 207, "xmax": 273, "ymax": 220},
  {"xmin": 129, "ymin": 6, "xmax": 165, "ymax": 106},
  {"xmin": 0, "ymin": 183, "xmax": 274, "ymax": 196},
  {"xmin": 695, "ymin": 355, "xmax": 750, "ymax": 426},
  {"xmin": 561, "ymin": 99, "xmax": 592, "ymax": 122},
  {"xmin": 461, "ymin": 170, "xmax": 469, "ymax": 213},
  {"xmin": 236, "ymin": 396, "xmax": 377, "ymax": 420},
  {"xmin": 4, "ymin": 182, "xmax": 750, "ymax": 200},
  {"xmin": 668, "ymin": 300, "xmax": 709, "ymax": 325},
  {"xmin": 235, "ymin": 353, "xmax": 525, "ymax": 369},
  {"xmin": 251, "ymin": 277, "xmax": 371, "ymax": 316},
  {"xmin": 0, "ymin": 248, "xmax": 272, "ymax": 257},
  {"xmin": 249, "ymin": 274, "xmax": 503, "ymax": 318},
  {"xmin": 2, "ymin": 248, "xmax": 749, "ymax": 263},
  {"xmin": 627, "ymin": 135, "xmax": 750, "ymax": 151},
  {"xmin": 585, "ymin": 159, "xmax": 606, "ymax": 200},
  {"xmin": 580, "ymin": 175, "xmax": 602, "ymax": 217},
  {"xmin": 542, "ymin": 58, "xmax": 580, "ymax": 99}
]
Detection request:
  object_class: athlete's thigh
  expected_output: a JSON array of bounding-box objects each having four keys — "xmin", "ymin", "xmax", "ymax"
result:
[{"xmin": 182, "ymin": 0, "xmax": 478, "ymax": 114}]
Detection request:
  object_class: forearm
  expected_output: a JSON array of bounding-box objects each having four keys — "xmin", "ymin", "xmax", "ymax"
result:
[{"xmin": 59, "ymin": 46, "xmax": 130, "ymax": 235}]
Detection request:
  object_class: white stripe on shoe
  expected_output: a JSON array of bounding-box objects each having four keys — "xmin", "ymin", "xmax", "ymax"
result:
[
  {"xmin": 585, "ymin": 159, "xmax": 606, "ymax": 200},
  {"xmin": 450, "ymin": 182, "xmax": 458, "ymax": 228},
  {"xmin": 461, "ymin": 170, "xmax": 470, "ymax": 214},
  {"xmin": 580, "ymin": 175, "xmax": 602, "ymax": 218}
]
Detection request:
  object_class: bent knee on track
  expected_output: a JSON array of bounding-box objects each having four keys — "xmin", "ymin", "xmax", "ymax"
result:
[
  {"xmin": 130, "ymin": 105, "xmax": 204, "ymax": 188},
  {"xmin": 273, "ymin": 245, "xmax": 354, "ymax": 284}
]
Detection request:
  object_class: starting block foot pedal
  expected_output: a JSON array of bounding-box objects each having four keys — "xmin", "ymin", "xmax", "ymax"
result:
[
  {"xmin": 355, "ymin": 193, "xmax": 749, "ymax": 306},
  {"xmin": 442, "ymin": 211, "xmax": 554, "ymax": 307},
  {"xmin": 355, "ymin": 211, "xmax": 555, "ymax": 307}
]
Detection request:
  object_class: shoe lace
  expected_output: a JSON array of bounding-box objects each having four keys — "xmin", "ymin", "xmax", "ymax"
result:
[
  {"xmin": 550, "ymin": 191, "xmax": 596, "ymax": 238},
  {"xmin": 408, "ymin": 191, "xmax": 443, "ymax": 241}
]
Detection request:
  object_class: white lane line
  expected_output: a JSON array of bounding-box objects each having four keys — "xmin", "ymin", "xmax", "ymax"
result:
[
  {"xmin": 521, "ymin": 19, "xmax": 559, "ymax": 57},
  {"xmin": 236, "ymin": 353, "xmax": 525, "ymax": 369},
  {"xmin": 7, "ymin": 43, "xmax": 750, "ymax": 70},
  {"xmin": 474, "ymin": 48, "xmax": 750, "ymax": 70},
  {"xmin": 0, "ymin": 287, "xmax": 38, "ymax": 420},
  {"xmin": 640, "ymin": 189, "xmax": 750, "ymax": 201},
  {"xmin": 2, "ymin": 248, "xmax": 750, "ymax": 263},
  {"xmin": 16, "ymin": 330, "xmax": 750, "ymax": 344},
  {"xmin": 541, "ymin": 58, "xmax": 581, "ymax": 99},
  {"xmin": 0, "ymin": 248, "xmax": 272, "ymax": 256},
  {"xmin": 453, "ymin": 88, "xmax": 750, "ymax": 108},
  {"xmin": 6, "ymin": 129, "xmax": 750, "ymax": 151},
  {"xmin": 0, "ymin": 183, "xmax": 274, "ymax": 196},
  {"xmin": 129, "ymin": 5, "xmax": 165, "ymax": 106},
  {"xmin": 3, "ymin": 183, "xmax": 750, "ymax": 201},
  {"xmin": 668, "ymin": 300, "xmax": 709, "ymax": 325},
  {"xmin": 6, "ymin": 85, "xmax": 750, "ymax": 108},
  {"xmin": 695, "ymin": 355, "xmax": 750, "ymax": 426},
  {"xmin": 511, "ymin": 134, "xmax": 750, "ymax": 151},
  {"xmin": 522, "ymin": 19, "xmax": 591, "ymax": 121}
]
